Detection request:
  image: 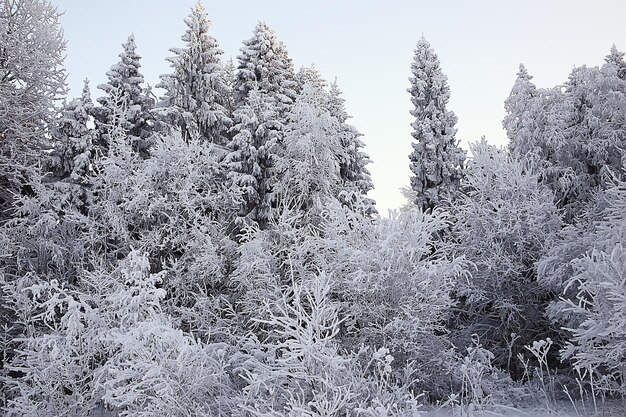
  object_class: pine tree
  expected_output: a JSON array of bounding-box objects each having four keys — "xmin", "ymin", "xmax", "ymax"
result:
[
  {"xmin": 157, "ymin": 1, "xmax": 232, "ymax": 145},
  {"xmin": 95, "ymin": 34, "xmax": 154, "ymax": 156},
  {"xmin": 234, "ymin": 22, "xmax": 299, "ymax": 117},
  {"xmin": 408, "ymin": 37, "xmax": 464, "ymax": 211}
]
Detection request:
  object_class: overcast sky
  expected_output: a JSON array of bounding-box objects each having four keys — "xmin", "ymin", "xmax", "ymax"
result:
[{"xmin": 53, "ymin": 0, "xmax": 626, "ymax": 214}]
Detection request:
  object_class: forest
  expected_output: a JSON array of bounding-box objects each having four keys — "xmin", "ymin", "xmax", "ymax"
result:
[{"xmin": 1, "ymin": 0, "xmax": 626, "ymax": 415}]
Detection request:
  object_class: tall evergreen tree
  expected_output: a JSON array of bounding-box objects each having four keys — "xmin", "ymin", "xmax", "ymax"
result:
[
  {"xmin": 157, "ymin": 1, "xmax": 232, "ymax": 145},
  {"xmin": 95, "ymin": 34, "xmax": 154, "ymax": 156},
  {"xmin": 407, "ymin": 37, "xmax": 464, "ymax": 211},
  {"xmin": 234, "ymin": 22, "xmax": 299, "ymax": 117},
  {"xmin": 503, "ymin": 64, "xmax": 541, "ymax": 157}
]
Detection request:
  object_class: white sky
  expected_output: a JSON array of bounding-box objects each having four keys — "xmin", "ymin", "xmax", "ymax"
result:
[{"xmin": 53, "ymin": 0, "xmax": 626, "ymax": 214}]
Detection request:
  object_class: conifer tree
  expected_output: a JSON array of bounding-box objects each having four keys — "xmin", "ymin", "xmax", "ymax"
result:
[
  {"xmin": 95, "ymin": 34, "xmax": 154, "ymax": 156},
  {"xmin": 554, "ymin": 52, "xmax": 626, "ymax": 219},
  {"xmin": 503, "ymin": 64, "xmax": 541, "ymax": 158},
  {"xmin": 408, "ymin": 37, "xmax": 465, "ymax": 211},
  {"xmin": 55, "ymin": 80, "xmax": 97, "ymax": 181},
  {"xmin": 605, "ymin": 44, "xmax": 626, "ymax": 80},
  {"xmin": 234, "ymin": 22, "xmax": 299, "ymax": 117},
  {"xmin": 328, "ymin": 79, "xmax": 376, "ymax": 214},
  {"xmin": 225, "ymin": 89, "xmax": 282, "ymax": 227},
  {"xmin": 157, "ymin": 1, "xmax": 232, "ymax": 145},
  {"xmin": 296, "ymin": 65, "xmax": 328, "ymax": 105}
]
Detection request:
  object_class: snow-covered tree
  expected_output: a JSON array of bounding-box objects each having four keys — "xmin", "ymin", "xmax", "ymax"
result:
[
  {"xmin": 328, "ymin": 79, "xmax": 376, "ymax": 215},
  {"xmin": 551, "ymin": 55, "xmax": 626, "ymax": 220},
  {"xmin": 0, "ymin": 0, "xmax": 66, "ymax": 147},
  {"xmin": 450, "ymin": 140, "xmax": 561, "ymax": 377},
  {"xmin": 96, "ymin": 34, "xmax": 154, "ymax": 156},
  {"xmin": 225, "ymin": 89, "xmax": 282, "ymax": 227},
  {"xmin": 296, "ymin": 64, "xmax": 328, "ymax": 104},
  {"xmin": 55, "ymin": 80, "xmax": 97, "ymax": 182},
  {"xmin": 605, "ymin": 43, "xmax": 626, "ymax": 80},
  {"xmin": 0, "ymin": 0, "xmax": 66, "ymax": 218},
  {"xmin": 506, "ymin": 47, "xmax": 626, "ymax": 222},
  {"xmin": 234, "ymin": 21, "xmax": 299, "ymax": 117},
  {"xmin": 157, "ymin": 1, "xmax": 232, "ymax": 144},
  {"xmin": 503, "ymin": 64, "xmax": 542, "ymax": 158},
  {"xmin": 271, "ymin": 84, "xmax": 346, "ymax": 222},
  {"xmin": 408, "ymin": 37, "xmax": 465, "ymax": 211}
]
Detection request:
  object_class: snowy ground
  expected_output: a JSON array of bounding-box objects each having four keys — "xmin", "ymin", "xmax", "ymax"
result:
[{"xmin": 421, "ymin": 400, "xmax": 625, "ymax": 417}]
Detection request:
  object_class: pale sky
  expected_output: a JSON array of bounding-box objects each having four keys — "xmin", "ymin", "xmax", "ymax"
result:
[{"xmin": 53, "ymin": 0, "xmax": 626, "ymax": 214}]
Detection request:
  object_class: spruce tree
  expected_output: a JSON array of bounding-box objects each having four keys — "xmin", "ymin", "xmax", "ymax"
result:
[
  {"xmin": 234, "ymin": 22, "xmax": 299, "ymax": 117},
  {"xmin": 503, "ymin": 64, "xmax": 541, "ymax": 157},
  {"xmin": 225, "ymin": 89, "xmax": 282, "ymax": 227},
  {"xmin": 157, "ymin": 1, "xmax": 232, "ymax": 145},
  {"xmin": 96, "ymin": 34, "xmax": 154, "ymax": 156},
  {"xmin": 408, "ymin": 37, "xmax": 464, "ymax": 211},
  {"xmin": 328, "ymin": 79, "xmax": 376, "ymax": 215},
  {"xmin": 605, "ymin": 44, "xmax": 626, "ymax": 80},
  {"xmin": 55, "ymin": 80, "xmax": 97, "ymax": 182},
  {"xmin": 296, "ymin": 65, "xmax": 328, "ymax": 104}
]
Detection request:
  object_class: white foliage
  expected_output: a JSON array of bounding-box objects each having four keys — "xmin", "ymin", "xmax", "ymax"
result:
[
  {"xmin": 451, "ymin": 140, "xmax": 561, "ymax": 373},
  {"xmin": 0, "ymin": 0, "xmax": 66, "ymax": 146},
  {"xmin": 6, "ymin": 250, "xmax": 237, "ymax": 416},
  {"xmin": 408, "ymin": 37, "xmax": 465, "ymax": 211},
  {"xmin": 552, "ymin": 182, "xmax": 626, "ymax": 394},
  {"xmin": 235, "ymin": 21, "xmax": 299, "ymax": 117},
  {"xmin": 226, "ymin": 89, "xmax": 282, "ymax": 225},
  {"xmin": 96, "ymin": 34, "xmax": 154, "ymax": 155},
  {"xmin": 158, "ymin": 1, "xmax": 232, "ymax": 144}
]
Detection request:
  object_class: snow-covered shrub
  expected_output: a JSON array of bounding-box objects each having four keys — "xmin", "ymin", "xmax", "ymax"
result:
[
  {"xmin": 535, "ymin": 179, "xmax": 626, "ymax": 403},
  {"xmin": 307, "ymin": 201, "xmax": 466, "ymax": 397},
  {"xmin": 5, "ymin": 250, "xmax": 238, "ymax": 416},
  {"xmin": 450, "ymin": 140, "xmax": 561, "ymax": 377},
  {"xmin": 5, "ymin": 279, "xmax": 106, "ymax": 416},
  {"xmin": 548, "ymin": 182, "xmax": 626, "ymax": 396},
  {"xmin": 233, "ymin": 271, "xmax": 423, "ymax": 416},
  {"xmin": 97, "ymin": 320, "xmax": 236, "ymax": 416}
]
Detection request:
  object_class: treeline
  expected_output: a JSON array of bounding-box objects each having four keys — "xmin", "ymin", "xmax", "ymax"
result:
[{"xmin": 1, "ymin": 0, "xmax": 626, "ymax": 415}]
